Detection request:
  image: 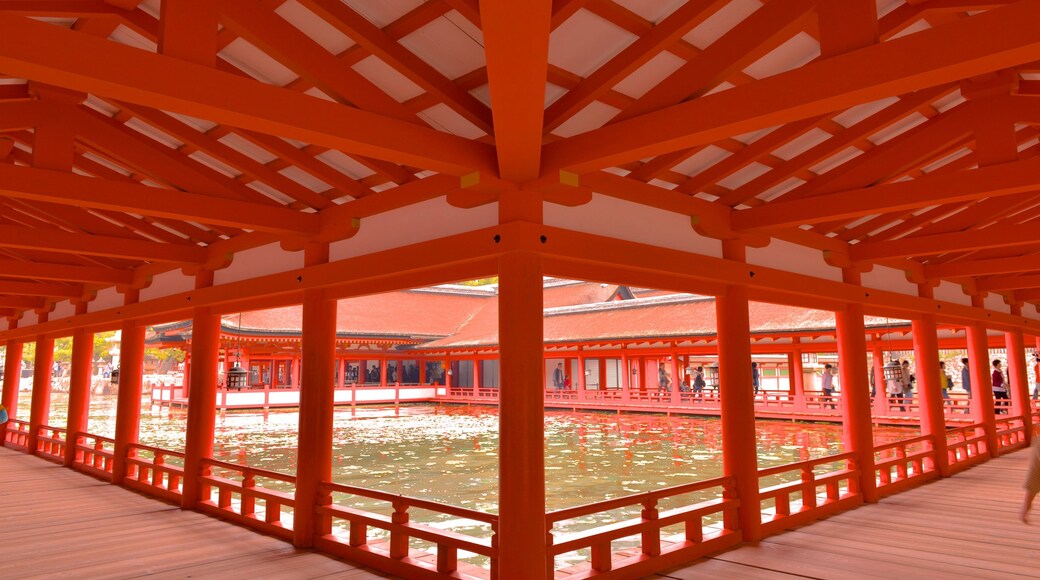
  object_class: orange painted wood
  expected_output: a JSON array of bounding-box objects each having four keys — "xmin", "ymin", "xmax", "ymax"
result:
[
  {"xmin": 543, "ymin": 2, "xmax": 1040, "ymax": 173},
  {"xmin": 480, "ymin": 0, "xmax": 552, "ymax": 182}
]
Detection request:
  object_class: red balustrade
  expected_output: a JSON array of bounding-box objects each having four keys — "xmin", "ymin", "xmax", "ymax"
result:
[
  {"xmin": 35, "ymin": 424, "xmax": 67, "ymax": 463},
  {"xmin": 197, "ymin": 458, "xmax": 297, "ymax": 540},
  {"xmin": 315, "ymin": 482, "xmax": 498, "ymax": 579},
  {"xmin": 545, "ymin": 476, "xmax": 739, "ymax": 578},
  {"xmin": 70, "ymin": 432, "xmax": 115, "ymax": 481},
  {"xmin": 945, "ymin": 422, "xmax": 989, "ymax": 473},
  {"xmin": 123, "ymin": 443, "xmax": 185, "ymax": 503},
  {"xmin": 3, "ymin": 418, "xmax": 30, "ymax": 451},
  {"xmin": 874, "ymin": 435, "xmax": 939, "ymax": 496},
  {"xmin": 994, "ymin": 415, "xmax": 1028, "ymax": 452},
  {"xmin": 757, "ymin": 452, "xmax": 860, "ymax": 535}
]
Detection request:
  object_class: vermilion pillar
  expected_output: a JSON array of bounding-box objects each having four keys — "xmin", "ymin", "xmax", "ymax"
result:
[
  {"xmin": 28, "ymin": 321, "xmax": 54, "ymax": 455},
  {"xmin": 1, "ymin": 336, "xmax": 23, "ymax": 444},
  {"xmin": 870, "ymin": 343, "xmax": 886, "ymax": 399},
  {"xmin": 716, "ymin": 240, "xmax": 761, "ymax": 541},
  {"xmin": 911, "ymin": 309, "xmax": 950, "ymax": 476},
  {"xmin": 788, "ymin": 347, "xmax": 804, "ymax": 404},
  {"xmin": 294, "ymin": 243, "xmax": 336, "ymax": 548},
  {"xmin": 182, "ymin": 271, "xmax": 220, "ymax": 508},
  {"xmin": 966, "ymin": 305, "xmax": 997, "ymax": 456},
  {"xmin": 1005, "ymin": 305, "xmax": 1032, "ymax": 442},
  {"xmin": 112, "ymin": 311, "xmax": 145, "ymax": 485},
  {"xmin": 498, "ymin": 188, "xmax": 546, "ymax": 577},
  {"xmin": 835, "ymin": 269, "xmax": 878, "ymax": 502},
  {"xmin": 64, "ymin": 304, "xmax": 93, "ymax": 467},
  {"xmin": 499, "ymin": 248, "xmax": 544, "ymax": 577}
]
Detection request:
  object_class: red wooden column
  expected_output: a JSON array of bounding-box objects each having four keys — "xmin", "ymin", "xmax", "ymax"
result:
[
  {"xmin": 576, "ymin": 352, "xmax": 587, "ymax": 400},
  {"xmin": 498, "ymin": 190, "xmax": 546, "ymax": 578},
  {"xmin": 112, "ymin": 292, "xmax": 145, "ymax": 485},
  {"xmin": 294, "ymin": 243, "xmax": 336, "ymax": 548},
  {"xmin": 620, "ymin": 350, "xmax": 631, "ymax": 402},
  {"xmin": 870, "ymin": 343, "xmax": 886, "ymax": 400},
  {"xmin": 64, "ymin": 303, "xmax": 93, "ymax": 467},
  {"xmin": 1, "ymin": 334, "xmax": 22, "ymax": 443},
  {"xmin": 910, "ymin": 293, "xmax": 950, "ymax": 476},
  {"xmin": 966, "ymin": 295, "xmax": 998, "ymax": 456},
  {"xmin": 716, "ymin": 240, "xmax": 761, "ymax": 541},
  {"xmin": 182, "ymin": 271, "xmax": 221, "ymax": 508},
  {"xmin": 28, "ymin": 315, "xmax": 54, "ymax": 455},
  {"xmin": 835, "ymin": 269, "xmax": 879, "ymax": 502},
  {"xmin": 1005, "ymin": 304, "xmax": 1032, "ymax": 442},
  {"xmin": 788, "ymin": 343, "xmax": 805, "ymax": 410}
]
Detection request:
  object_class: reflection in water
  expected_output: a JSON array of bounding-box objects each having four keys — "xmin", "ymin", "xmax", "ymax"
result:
[{"xmin": 46, "ymin": 394, "xmax": 916, "ymax": 567}]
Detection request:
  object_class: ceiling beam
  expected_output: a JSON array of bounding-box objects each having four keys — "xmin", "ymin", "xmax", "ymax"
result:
[
  {"xmin": 732, "ymin": 157, "xmax": 1040, "ymax": 231},
  {"xmin": 0, "ymin": 295, "xmax": 46, "ymax": 309},
  {"xmin": 541, "ymin": 1, "xmax": 1040, "ymax": 174},
  {"xmin": 0, "ymin": 258, "xmax": 132, "ymax": 285},
  {"xmin": 0, "ymin": 13, "xmax": 496, "ymax": 175},
  {"xmin": 0, "ymin": 280, "xmax": 82, "ymax": 298},
  {"xmin": 925, "ymin": 253, "xmax": 1040, "ymax": 278},
  {"xmin": 850, "ymin": 222, "xmax": 1040, "ymax": 262},
  {"xmin": 0, "ymin": 224, "xmax": 207, "ymax": 263},
  {"xmin": 977, "ymin": 273, "xmax": 1040, "ymax": 292},
  {"xmin": 479, "ymin": 0, "xmax": 552, "ymax": 182},
  {"xmin": 298, "ymin": 0, "xmax": 494, "ymax": 135},
  {"xmin": 0, "ymin": 164, "xmax": 320, "ymax": 236}
]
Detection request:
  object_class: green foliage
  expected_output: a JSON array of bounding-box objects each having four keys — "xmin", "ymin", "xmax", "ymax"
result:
[
  {"xmin": 459, "ymin": 278, "xmax": 498, "ymax": 286},
  {"xmin": 19, "ymin": 330, "xmax": 119, "ymax": 364}
]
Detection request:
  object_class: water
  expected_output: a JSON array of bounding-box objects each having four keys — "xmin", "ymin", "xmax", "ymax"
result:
[{"xmin": 40, "ymin": 393, "xmax": 917, "ymax": 568}]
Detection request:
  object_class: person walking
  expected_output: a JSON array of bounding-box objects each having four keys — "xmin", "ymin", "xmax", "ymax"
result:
[
  {"xmin": 751, "ymin": 362, "xmax": 761, "ymax": 396},
  {"xmin": 692, "ymin": 366, "xmax": 705, "ymax": 399},
  {"xmin": 821, "ymin": 363, "xmax": 835, "ymax": 409},
  {"xmin": 992, "ymin": 359, "xmax": 1009, "ymax": 414},
  {"xmin": 960, "ymin": 357, "xmax": 971, "ymax": 398},
  {"xmin": 657, "ymin": 362, "xmax": 671, "ymax": 394},
  {"xmin": 1032, "ymin": 354, "xmax": 1039, "ymax": 400},
  {"xmin": 1021, "ymin": 436, "xmax": 1040, "ymax": 524},
  {"xmin": 552, "ymin": 362, "xmax": 565, "ymax": 391},
  {"xmin": 900, "ymin": 360, "xmax": 913, "ymax": 409},
  {"xmin": 939, "ymin": 360, "xmax": 951, "ymax": 404},
  {"xmin": 657, "ymin": 363, "xmax": 673, "ymax": 394}
]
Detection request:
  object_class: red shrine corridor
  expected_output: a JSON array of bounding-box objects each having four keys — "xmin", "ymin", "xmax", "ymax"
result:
[{"xmin": 2, "ymin": 446, "xmax": 1037, "ymax": 579}]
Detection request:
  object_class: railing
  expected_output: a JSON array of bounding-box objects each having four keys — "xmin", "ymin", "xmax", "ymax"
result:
[
  {"xmin": 546, "ymin": 476, "xmax": 739, "ymax": 577},
  {"xmin": 995, "ymin": 415, "xmax": 1028, "ymax": 452},
  {"xmin": 448, "ymin": 386, "xmax": 500, "ymax": 399},
  {"xmin": 874, "ymin": 435, "xmax": 938, "ymax": 496},
  {"xmin": 758, "ymin": 452, "xmax": 860, "ymax": 535},
  {"xmin": 197, "ymin": 458, "xmax": 297, "ymax": 540},
  {"xmin": 3, "ymin": 418, "xmax": 30, "ymax": 450},
  {"xmin": 123, "ymin": 443, "xmax": 185, "ymax": 503},
  {"xmin": 35, "ymin": 424, "xmax": 67, "ymax": 463},
  {"xmin": 316, "ymin": 482, "xmax": 498, "ymax": 580},
  {"xmin": 70, "ymin": 432, "xmax": 116, "ymax": 481},
  {"xmin": 946, "ymin": 422, "xmax": 989, "ymax": 472},
  {"xmin": 801, "ymin": 394, "xmax": 840, "ymax": 412}
]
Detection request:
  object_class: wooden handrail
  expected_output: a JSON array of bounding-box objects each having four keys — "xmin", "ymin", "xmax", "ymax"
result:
[
  {"xmin": 757, "ymin": 452, "xmax": 856, "ymax": 478},
  {"xmin": 547, "ymin": 475, "xmax": 732, "ymax": 523},
  {"xmin": 322, "ymin": 480, "xmax": 497, "ymax": 525}
]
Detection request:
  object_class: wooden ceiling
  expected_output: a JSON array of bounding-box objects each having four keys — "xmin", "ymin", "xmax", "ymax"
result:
[{"xmin": 0, "ymin": 0, "xmax": 1039, "ymax": 326}]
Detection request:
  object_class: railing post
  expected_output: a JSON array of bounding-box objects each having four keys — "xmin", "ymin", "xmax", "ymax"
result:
[
  {"xmin": 389, "ymin": 502, "xmax": 409, "ymax": 559},
  {"xmin": 641, "ymin": 498, "xmax": 661, "ymax": 557},
  {"xmin": 241, "ymin": 472, "xmax": 256, "ymax": 516},
  {"xmin": 800, "ymin": 464, "xmax": 817, "ymax": 510}
]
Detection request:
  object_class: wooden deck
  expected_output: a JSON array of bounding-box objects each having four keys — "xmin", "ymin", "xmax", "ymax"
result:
[
  {"xmin": 3, "ymin": 446, "xmax": 1039, "ymax": 579},
  {"xmin": 0, "ymin": 448, "xmax": 389, "ymax": 579},
  {"xmin": 658, "ymin": 447, "xmax": 1040, "ymax": 579}
]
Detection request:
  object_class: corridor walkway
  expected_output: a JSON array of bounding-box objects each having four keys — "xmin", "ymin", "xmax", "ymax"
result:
[
  {"xmin": 660, "ymin": 447, "xmax": 1040, "ymax": 579},
  {"xmin": 0, "ymin": 448, "xmax": 387, "ymax": 579}
]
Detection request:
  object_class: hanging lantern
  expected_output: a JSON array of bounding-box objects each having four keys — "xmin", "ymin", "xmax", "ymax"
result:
[
  {"xmin": 226, "ymin": 364, "xmax": 249, "ymax": 390},
  {"xmin": 109, "ymin": 367, "xmax": 120, "ymax": 385},
  {"xmin": 882, "ymin": 359, "xmax": 903, "ymax": 382}
]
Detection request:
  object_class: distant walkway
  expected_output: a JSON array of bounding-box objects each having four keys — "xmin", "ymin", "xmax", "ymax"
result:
[
  {"xmin": 659, "ymin": 448, "xmax": 1040, "ymax": 579},
  {"xmin": 0, "ymin": 448, "xmax": 388, "ymax": 579}
]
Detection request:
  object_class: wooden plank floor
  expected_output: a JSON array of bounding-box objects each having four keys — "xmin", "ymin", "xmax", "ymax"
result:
[
  {"xmin": 0, "ymin": 448, "xmax": 391, "ymax": 579},
  {"xmin": 658, "ymin": 448, "xmax": 1040, "ymax": 579}
]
